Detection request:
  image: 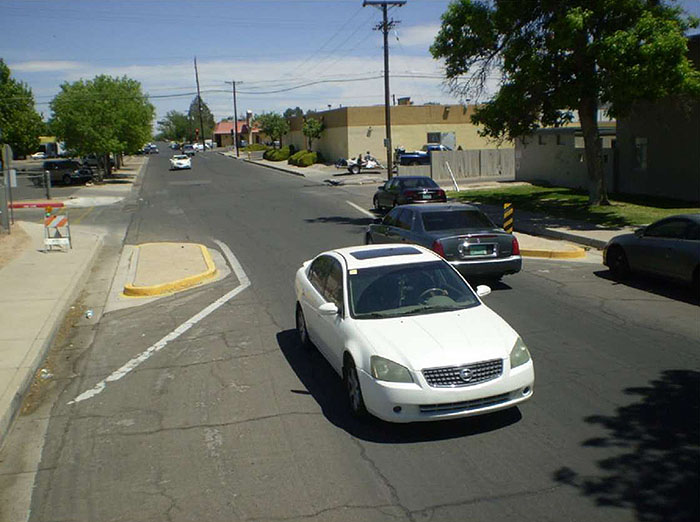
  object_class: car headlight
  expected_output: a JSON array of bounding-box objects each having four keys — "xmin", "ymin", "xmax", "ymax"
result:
[
  {"xmin": 370, "ymin": 356, "xmax": 413, "ymax": 383},
  {"xmin": 509, "ymin": 337, "xmax": 531, "ymax": 368}
]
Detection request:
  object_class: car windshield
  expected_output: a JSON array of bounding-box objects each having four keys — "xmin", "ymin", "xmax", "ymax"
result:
[
  {"xmin": 348, "ymin": 261, "xmax": 479, "ymax": 319},
  {"xmin": 422, "ymin": 210, "xmax": 494, "ymax": 231},
  {"xmin": 401, "ymin": 178, "xmax": 439, "ymax": 189},
  {"xmin": 173, "ymin": 155, "xmax": 187, "ymax": 160}
]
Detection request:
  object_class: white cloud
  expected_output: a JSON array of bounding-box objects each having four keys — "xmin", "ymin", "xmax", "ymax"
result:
[
  {"xmin": 11, "ymin": 60, "xmax": 83, "ymax": 73},
  {"xmin": 395, "ymin": 24, "xmax": 441, "ymax": 48}
]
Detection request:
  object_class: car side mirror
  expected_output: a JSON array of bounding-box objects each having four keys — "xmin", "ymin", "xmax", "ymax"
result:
[
  {"xmin": 634, "ymin": 228, "xmax": 645, "ymax": 237},
  {"xmin": 476, "ymin": 285, "xmax": 491, "ymax": 297},
  {"xmin": 318, "ymin": 302, "xmax": 339, "ymax": 316},
  {"xmin": 377, "ymin": 184, "xmax": 385, "ymax": 191}
]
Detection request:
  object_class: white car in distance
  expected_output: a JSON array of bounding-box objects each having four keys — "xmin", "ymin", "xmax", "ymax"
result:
[
  {"xmin": 169, "ymin": 154, "xmax": 191, "ymax": 170},
  {"xmin": 294, "ymin": 244, "xmax": 534, "ymax": 423}
]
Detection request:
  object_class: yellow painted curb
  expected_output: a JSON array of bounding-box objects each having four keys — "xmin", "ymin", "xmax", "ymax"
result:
[
  {"xmin": 521, "ymin": 247, "xmax": 586, "ymax": 259},
  {"xmin": 123, "ymin": 244, "xmax": 218, "ymax": 297}
]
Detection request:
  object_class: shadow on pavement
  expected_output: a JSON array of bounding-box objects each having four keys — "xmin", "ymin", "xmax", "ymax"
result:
[
  {"xmin": 304, "ymin": 216, "xmax": 374, "ymax": 227},
  {"xmin": 276, "ymin": 329, "xmax": 522, "ymax": 443},
  {"xmin": 593, "ymin": 269, "xmax": 699, "ymax": 306},
  {"xmin": 553, "ymin": 370, "xmax": 700, "ymax": 522}
]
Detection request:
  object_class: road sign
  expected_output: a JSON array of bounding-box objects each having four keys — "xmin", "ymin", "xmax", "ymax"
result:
[{"xmin": 44, "ymin": 214, "xmax": 72, "ymax": 250}]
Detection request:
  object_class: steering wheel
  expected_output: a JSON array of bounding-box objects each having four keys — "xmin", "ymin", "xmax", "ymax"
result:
[{"xmin": 419, "ymin": 287, "xmax": 448, "ymax": 301}]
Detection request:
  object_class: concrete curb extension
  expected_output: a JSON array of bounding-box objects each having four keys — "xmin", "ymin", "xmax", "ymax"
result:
[
  {"xmin": 520, "ymin": 246, "xmax": 586, "ymax": 259},
  {"xmin": 123, "ymin": 244, "xmax": 218, "ymax": 296}
]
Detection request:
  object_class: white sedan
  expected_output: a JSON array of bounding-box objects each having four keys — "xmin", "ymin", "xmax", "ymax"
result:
[
  {"xmin": 294, "ymin": 244, "xmax": 534, "ymax": 423},
  {"xmin": 31, "ymin": 151, "xmax": 46, "ymax": 159},
  {"xmin": 169, "ymin": 154, "xmax": 191, "ymax": 170}
]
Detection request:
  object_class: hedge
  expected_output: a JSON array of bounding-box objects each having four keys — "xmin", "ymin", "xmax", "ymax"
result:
[
  {"xmin": 263, "ymin": 146, "xmax": 291, "ymax": 161},
  {"xmin": 287, "ymin": 150, "xmax": 325, "ymax": 167},
  {"xmin": 243, "ymin": 144, "xmax": 269, "ymax": 151}
]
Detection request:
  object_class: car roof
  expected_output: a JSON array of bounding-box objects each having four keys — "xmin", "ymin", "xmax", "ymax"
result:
[
  {"xmin": 398, "ymin": 203, "xmax": 479, "ymax": 213},
  {"xmin": 328, "ymin": 244, "xmax": 441, "ymax": 270},
  {"xmin": 391, "ymin": 176, "xmax": 434, "ymax": 180}
]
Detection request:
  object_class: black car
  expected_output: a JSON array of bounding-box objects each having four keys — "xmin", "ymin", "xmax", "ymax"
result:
[
  {"xmin": 366, "ymin": 203, "xmax": 522, "ymax": 280},
  {"xmin": 41, "ymin": 160, "xmax": 94, "ymax": 185},
  {"xmin": 604, "ymin": 214, "xmax": 700, "ymax": 288},
  {"xmin": 373, "ymin": 176, "xmax": 447, "ymax": 209}
]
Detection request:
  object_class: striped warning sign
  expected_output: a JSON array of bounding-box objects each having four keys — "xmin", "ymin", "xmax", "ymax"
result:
[
  {"xmin": 503, "ymin": 203, "xmax": 514, "ymax": 233},
  {"xmin": 44, "ymin": 215, "xmax": 69, "ymax": 228}
]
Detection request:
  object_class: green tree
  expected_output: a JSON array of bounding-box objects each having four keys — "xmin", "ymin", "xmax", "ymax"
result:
[
  {"xmin": 283, "ymin": 106, "xmax": 303, "ymax": 119},
  {"xmin": 0, "ymin": 59, "xmax": 43, "ymax": 157},
  {"xmin": 187, "ymin": 95, "xmax": 215, "ymax": 143},
  {"xmin": 51, "ymin": 75, "xmax": 154, "ymax": 180},
  {"xmin": 431, "ymin": 0, "xmax": 700, "ymax": 205},
  {"xmin": 157, "ymin": 110, "xmax": 190, "ymax": 142},
  {"xmin": 302, "ymin": 117, "xmax": 324, "ymax": 150},
  {"xmin": 253, "ymin": 112, "xmax": 290, "ymax": 148}
]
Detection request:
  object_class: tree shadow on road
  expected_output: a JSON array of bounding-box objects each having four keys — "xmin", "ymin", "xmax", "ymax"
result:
[
  {"xmin": 276, "ymin": 329, "xmax": 522, "ymax": 443},
  {"xmin": 304, "ymin": 216, "xmax": 375, "ymax": 227},
  {"xmin": 553, "ymin": 370, "xmax": 700, "ymax": 522}
]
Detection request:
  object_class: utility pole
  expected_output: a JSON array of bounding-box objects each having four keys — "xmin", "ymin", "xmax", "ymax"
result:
[
  {"xmin": 363, "ymin": 0, "xmax": 406, "ymax": 179},
  {"xmin": 193, "ymin": 57, "xmax": 206, "ymax": 150},
  {"xmin": 224, "ymin": 80, "xmax": 241, "ymax": 157}
]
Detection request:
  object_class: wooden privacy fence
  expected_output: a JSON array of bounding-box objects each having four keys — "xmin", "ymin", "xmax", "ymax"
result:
[{"xmin": 430, "ymin": 150, "xmax": 515, "ymax": 183}]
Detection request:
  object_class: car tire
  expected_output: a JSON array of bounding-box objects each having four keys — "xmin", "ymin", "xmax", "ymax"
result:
[
  {"xmin": 373, "ymin": 196, "xmax": 381, "ymax": 210},
  {"xmin": 608, "ymin": 246, "xmax": 630, "ymax": 278},
  {"xmin": 62, "ymin": 174, "xmax": 72, "ymax": 186},
  {"xmin": 343, "ymin": 356, "xmax": 367, "ymax": 418},
  {"xmin": 296, "ymin": 303, "xmax": 312, "ymax": 350},
  {"xmin": 365, "ymin": 233, "xmax": 373, "ymax": 245}
]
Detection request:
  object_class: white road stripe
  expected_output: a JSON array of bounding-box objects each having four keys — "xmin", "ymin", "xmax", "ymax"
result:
[
  {"xmin": 346, "ymin": 200, "xmax": 375, "ymax": 218},
  {"xmin": 68, "ymin": 240, "xmax": 250, "ymax": 405}
]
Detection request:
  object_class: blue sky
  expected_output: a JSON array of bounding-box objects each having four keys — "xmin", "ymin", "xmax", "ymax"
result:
[{"xmin": 2, "ymin": 0, "xmax": 699, "ymax": 125}]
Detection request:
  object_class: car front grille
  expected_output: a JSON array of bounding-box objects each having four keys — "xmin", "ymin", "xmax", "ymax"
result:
[
  {"xmin": 420, "ymin": 392, "xmax": 510, "ymax": 414},
  {"xmin": 422, "ymin": 359, "xmax": 503, "ymax": 388}
]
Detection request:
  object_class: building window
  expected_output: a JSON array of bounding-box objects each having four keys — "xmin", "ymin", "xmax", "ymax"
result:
[
  {"xmin": 635, "ymin": 137, "xmax": 647, "ymax": 170},
  {"xmin": 427, "ymin": 132, "xmax": 441, "ymax": 144}
]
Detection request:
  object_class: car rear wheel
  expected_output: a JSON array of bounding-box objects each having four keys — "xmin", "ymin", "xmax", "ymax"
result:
[
  {"xmin": 296, "ymin": 303, "xmax": 311, "ymax": 350},
  {"xmin": 343, "ymin": 356, "xmax": 367, "ymax": 418},
  {"xmin": 62, "ymin": 174, "xmax": 72, "ymax": 186},
  {"xmin": 608, "ymin": 246, "xmax": 630, "ymax": 278}
]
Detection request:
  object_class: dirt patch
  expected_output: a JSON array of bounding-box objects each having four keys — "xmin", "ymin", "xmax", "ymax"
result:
[{"xmin": 0, "ymin": 222, "xmax": 32, "ymax": 270}]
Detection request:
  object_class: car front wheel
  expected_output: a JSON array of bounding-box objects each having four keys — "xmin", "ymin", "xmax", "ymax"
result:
[
  {"xmin": 296, "ymin": 303, "xmax": 311, "ymax": 349},
  {"xmin": 607, "ymin": 246, "xmax": 630, "ymax": 278},
  {"xmin": 343, "ymin": 356, "xmax": 367, "ymax": 417}
]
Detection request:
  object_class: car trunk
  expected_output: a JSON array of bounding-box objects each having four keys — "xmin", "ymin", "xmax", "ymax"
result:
[{"xmin": 425, "ymin": 229, "xmax": 514, "ymax": 261}]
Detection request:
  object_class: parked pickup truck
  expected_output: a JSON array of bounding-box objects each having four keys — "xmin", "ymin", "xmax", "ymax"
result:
[{"xmin": 396, "ymin": 144, "xmax": 452, "ymax": 166}]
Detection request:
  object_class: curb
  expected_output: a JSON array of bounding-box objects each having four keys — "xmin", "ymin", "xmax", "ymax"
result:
[
  {"xmin": 10, "ymin": 201, "xmax": 65, "ymax": 209},
  {"xmin": 240, "ymin": 158, "xmax": 306, "ymax": 177},
  {"xmin": 521, "ymin": 227, "xmax": 608, "ymax": 250},
  {"xmin": 0, "ymin": 229, "xmax": 104, "ymax": 448},
  {"xmin": 520, "ymin": 246, "xmax": 587, "ymax": 259},
  {"xmin": 123, "ymin": 243, "xmax": 218, "ymax": 296}
]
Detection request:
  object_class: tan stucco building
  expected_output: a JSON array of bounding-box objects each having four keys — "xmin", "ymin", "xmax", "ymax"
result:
[{"xmin": 283, "ymin": 104, "xmax": 510, "ymax": 162}]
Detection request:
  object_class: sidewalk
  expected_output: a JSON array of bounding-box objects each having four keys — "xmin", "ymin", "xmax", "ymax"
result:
[{"xmin": 0, "ymin": 222, "xmax": 104, "ymax": 445}]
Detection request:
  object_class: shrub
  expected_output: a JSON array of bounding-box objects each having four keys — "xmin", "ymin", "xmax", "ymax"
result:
[
  {"xmin": 288, "ymin": 150, "xmax": 307, "ymax": 166},
  {"xmin": 243, "ymin": 143, "xmax": 268, "ymax": 151},
  {"xmin": 264, "ymin": 146, "xmax": 291, "ymax": 161},
  {"xmin": 296, "ymin": 151, "xmax": 318, "ymax": 167}
]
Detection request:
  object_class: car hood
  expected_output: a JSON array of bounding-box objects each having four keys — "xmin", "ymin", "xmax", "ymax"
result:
[{"xmin": 352, "ymin": 304, "xmax": 517, "ymax": 370}]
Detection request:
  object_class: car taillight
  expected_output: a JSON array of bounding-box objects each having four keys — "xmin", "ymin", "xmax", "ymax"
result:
[
  {"xmin": 437, "ymin": 189, "xmax": 446, "ymax": 199},
  {"xmin": 404, "ymin": 189, "xmax": 419, "ymax": 198},
  {"xmin": 431, "ymin": 239, "xmax": 445, "ymax": 258},
  {"xmin": 512, "ymin": 236, "xmax": 520, "ymax": 255}
]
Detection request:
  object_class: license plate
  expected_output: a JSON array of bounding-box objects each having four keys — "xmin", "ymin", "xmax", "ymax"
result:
[
  {"xmin": 421, "ymin": 193, "xmax": 431, "ymax": 200},
  {"xmin": 467, "ymin": 245, "xmax": 491, "ymax": 256}
]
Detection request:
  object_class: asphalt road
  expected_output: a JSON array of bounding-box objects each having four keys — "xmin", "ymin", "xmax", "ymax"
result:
[{"xmin": 17, "ymin": 151, "xmax": 700, "ymax": 521}]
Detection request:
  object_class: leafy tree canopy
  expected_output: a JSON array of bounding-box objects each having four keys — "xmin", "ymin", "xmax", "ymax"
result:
[
  {"xmin": 283, "ymin": 106, "xmax": 304, "ymax": 119},
  {"xmin": 0, "ymin": 59, "xmax": 43, "ymax": 157},
  {"xmin": 253, "ymin": 112, "xmax": 290, "ymax": 147},
  {"xmin": 431, "ymin": 0, "xmax": 700, "ymax": 204},
  {"xmin": 187, "ymin": 95, "xmax": 215, "ymax": 140},
  {"xmin": 302, "ymin": 117, "xmax": 324, "ymax": 149},
  {"xmin": 51, "ymin": 75, "xmax": 154, "ymax": 158},
  {"xmin": 156, "ymin": 110, "xmax": 190, "ymax": 142}
]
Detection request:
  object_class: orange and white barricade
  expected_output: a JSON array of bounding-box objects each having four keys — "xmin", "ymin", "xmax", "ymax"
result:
[{"xmin": 44, "ymin": 214, "xmax": 72, "ymax": 250}]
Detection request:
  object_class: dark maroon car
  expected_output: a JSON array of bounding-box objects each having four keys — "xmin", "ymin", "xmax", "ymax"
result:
[{"xmin": 373, "ymin": 176, "xmax": 447, "ymax": 210}]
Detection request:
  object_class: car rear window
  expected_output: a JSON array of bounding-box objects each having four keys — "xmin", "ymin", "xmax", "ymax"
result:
[
  {"xmin": 401, "ymin": 178, "xmax": 439, "ymax": 189},
  {"xmin": 421, "ymin": 210, "xmax": 494, "ymax": 231}
]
